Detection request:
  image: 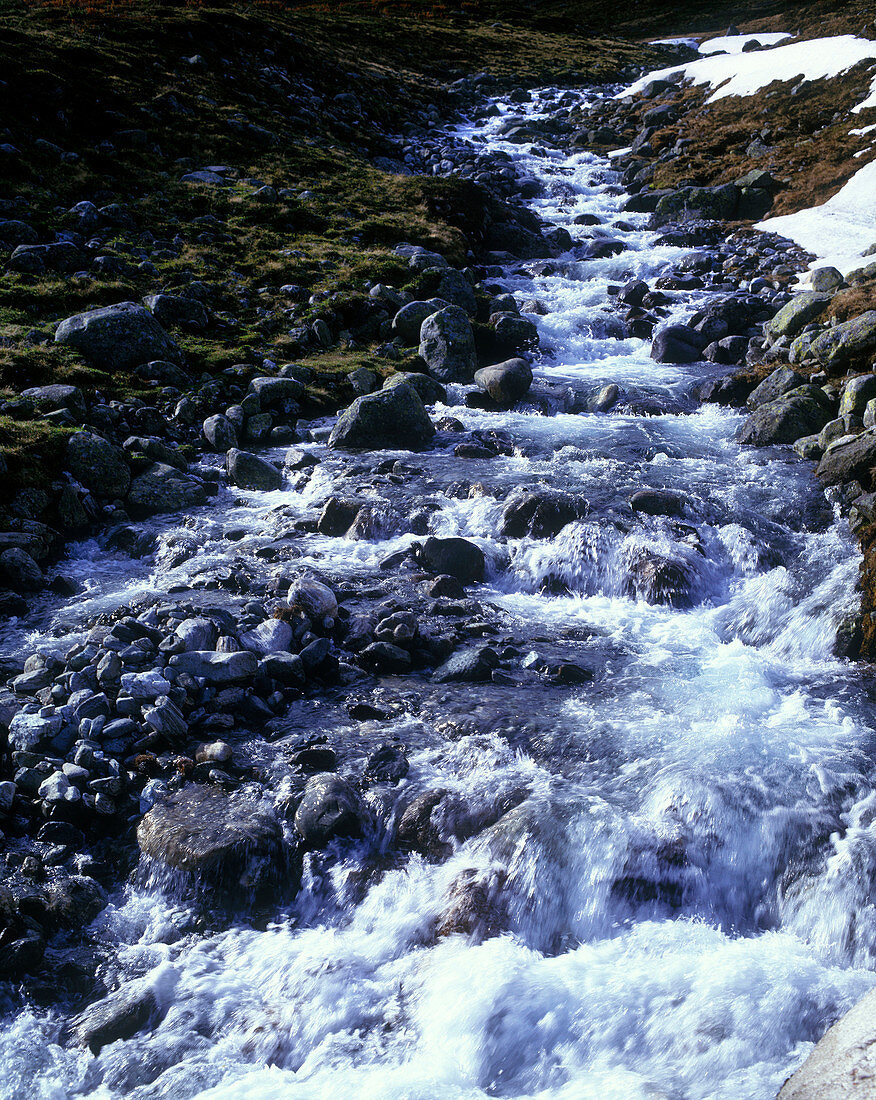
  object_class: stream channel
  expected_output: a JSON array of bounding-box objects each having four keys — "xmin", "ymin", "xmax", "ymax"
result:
[{"xmin": 3, "ymin": 86, "xmax": 876, "ymax": 1100}]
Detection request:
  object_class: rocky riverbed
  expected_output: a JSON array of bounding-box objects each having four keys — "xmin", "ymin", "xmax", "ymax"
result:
[{"xmin": 3, "ymin": 7, "xmax": 876, "ymax": 1099}]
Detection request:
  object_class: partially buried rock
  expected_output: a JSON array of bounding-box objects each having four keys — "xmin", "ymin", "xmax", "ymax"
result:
[
  {"xmin": 226, "ymin": 448, "xmax": 282, "ymax": 491},
  {"xmin": 630, "ymin": 488, "xmax": 684, "ymax": 517},
  {"xmin": 329, "ymin": 383, "xmax": 434, "ymax": 450},
  {"xmin": 294, "ymin": 773, "xmax": 366, "ymax": 848},
  {"xmin": 474, "ymin": 358, "xmax": 533, "ymax": 407},
  {"xmin": 137, "ymin": 785, "xmax": 284, "ymax": 899},
  {"xmin": 432, "ymin": 645, "xmax": 499, "ymax": 683},
  {"xmin": 54, "ymin": 302, "xmax": 182, "ymax": 370}
]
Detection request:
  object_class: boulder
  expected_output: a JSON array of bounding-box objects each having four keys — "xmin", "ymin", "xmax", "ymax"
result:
[
  {"xmin": 816, "ymin": 429, "xmax": 876, "ymax": 487},
  {"xmin": 651, "ymin": 325, "xmax": 708, "ymax": 364},
  {"xmin": 764, "ymin": 292, "xmax": 831, "ymax": 340},
  {"xmin": 239, "ymin": 619, "xmax": 293, "ymax": 655},
  {"xmin": 736, "ymin": 387, "xmax": 833, "ymax": 446},
  {"xmin": 810, "ymin": 266, "xmax": 844, "ymax": 292},
  {"xmin": 413, "ymin": 536, "xmax": 485, "ymax": 583},
  {"xmin": 491, "ymin": 314, "xmax": 539, "ymax": 356},
  {"xmin": 226, "ymin": 449, "xmax": 283, "ymax": 491},
  {"xmin": 778, "ymin": 988, "xmax": 876, "ymax": 1099},
  {"xmin": 247, "ymin": 376, "xmax": 305, "ymax": 406},
  {"xmin": 432, "ymin": 646, "xmax": 499, "ymax": 683},
  {"xmin": 419, "ymin": 306, "xmax": 478, "ymax": 382},
  {"xmin": 811, "ymin": 311, "xmax": 876, "ymax": 368},
  {"xmin": 840, "ymin": 374, "xmax": 876, "ymax": 417},
  {"xmin": 474, "ymin": 358, "xmax": 533, "ymax": 407},
  {"xmin": 66, "ymin": 432, "xmax": 131, "ymax": 499},
  {"xmin": 653, "ymin": 183, "xmax": 739, "ymax": 223},
  {"xmin": 137, "ymin": 786, "xmax": 284, "ymax": 897},
  {"xmin": 747, "ymin": 366, "xmax": 807, "ymax": 410},
  {"xmin": 20, "ymin": 384, "xmax": 86, "ymax": 419},
  {"xmin": 328, "ymin": 382, "xmax": 435, "ymax": 450},
  {"xmin": 434, "ymin": 269, "xmax": 477, "ymax": 315},
  {"xmin": 54, "ymin": 302, "xmax": 181, "ymax": 370},
  {"xmin": 127, "ymin": 464, "xmax": 207, "ymax": 516},
  {"xmin": 168, "ymin": 650, "xmax": 258, "ymax": 683},
  {"xmin": 0, "ymin": 548, "xmax": 42, "ymax": 591},
  {"xmin": 73, "ymin": 974, "xmax": 173, "ymax": 1054},
  {"xmin": 143, "ymin": 293, "xmax": 209, "ymax": 331},
  {"xmin": 383, "ymin": 371, "xmax": 447, "ymax": 405},
  {"xmin": 175, "ymin": 617, "xmax": 218, "ymax": 651},
  {"xmin": 287, "ymin": 578, "xmax": 338, "ymax": 624},
  {"xmin": 630, "ymin": 488, "xmax": 684, "ymax": 517},
  {"xmin": 294, "ymin": 773, "xmax": 366, "ymax": 848},
  {"xmin": 392, "ymin": 299, "xmax": 449, "ymax": 344},
  {"xmin": 501, "ymin": 488, "xmax": 589, "ymax": 537},
  {"xmin": 203, "ymin": 414, "xmax": 238, "ymax": 452}
]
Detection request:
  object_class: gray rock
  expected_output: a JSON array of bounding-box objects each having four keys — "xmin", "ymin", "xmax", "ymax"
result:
[
  {"xmin": 203, "ymin": 414, "xmax": 238, "ymax": 452},
  {"xmin": 143, "ymin": 293, "xmax": 209, "ymax": 331},
  {"xmin": 73, "ymin": 975, "xmax": 171, "ymax": 1054},
  {"xmin": 840, "ymin": 374, "xmax": 876, "ymax": 417},
  {"xmin": 169, "ymin": 650, "xmax": 258, "ymax": 683},
  {"xmin": 650, "ymin": 325, "xmax": 708, "ymax": 364},
  {"xmin": 811, "ymin": 311, "xmax": 876, "ymax": 368},
  {"xmin": 492, "ymin": 314, "xmax": 539, "ymax": 356},
  {"xmin": 248, "ymin": 376, "xmax": 304, "ymax": 406},
  {"xmin": 138, "ymin": 785, "xmax": 284, "ymax": 896},
  {"xmin": 392, "ymin": 299, "xmax": 449, "ymax": 344},
  {"xmin": 55, "ymin": 302, "xmax": 182, "ymax": 370},
  {"xmin": 810, "ymin": 266, "xmax": 844, "ymax": 292},
  {"xmin": 747, "ymin": 366, "xmax": 806, "ymax": 409},
  {"xmin": 501, "ymin": 488, "xmax": 588, "ymax": 537},
  {"xmin": 413, "ymin": 536, "xmax": 485, "ymax": 583},
  {"xmin": 383, "ymin": 371, "xmax": 447, "ymax": 405},
  {"xmin": 329, "ymin": 383, "xmax": 435, "ymax": 450},
  {"xmin": 654, "ymin": 183, "xmax": 739, "ymax": 223},
  {"xmin": 0, "ymin": 781, "xmax": 16, "ymax": 812},
  {"xmin": 630, "ymin": 488, "xmax": 684, "ymax": 517},
  {"xmin": 127, "ymin": 464, "xmax": 207, "ymax": 516},
  {"xmin": 432, "ymin": 646, "xmax": 498, "ymax": 683},
  {"xmin": 20, "ymin": 384, "xmax": 86, "ymax": 419},
  {"xmin": 474, "ymin": 358, "xmax": 533, "ymax": 407},
  {"xmin": 287, "ymin": 578, "xmax": 337, "ymax": 624},
  {"xmin": 66, "ymin": 432, "xmax": 131, "ymax": 499},
  {"xmin": 258, "ymin": 652, "xmax": 305, "ymax": 686},
  {"xmin": 142, "ymin": 698, "xmax": 187, "ymax": 741},
  {"xmin": 737, "ymin": 387, "xmax": 833, "ymax": 446},
  {"xmin": 176, "ymin": 617, "xmax": 218, "ymax": 651},
  {"xmin": 348, "ymin": 367, "xmax": 379, "ymax": 396},
  {"xmin": 764, "ymin": 292, "xmax": 831, "ymax": 340},
  {"xmin": 777, "ymin": 987, "xmax": 876, "ymax": 1098},
  {"xmin": 434, "ymin": 269, "xmax": 477, "ymax": 315},
  {"xmin": 419, "ymin": 306, "xmax": 478, "ymax": 382},
  {"xmin": 816, "ymin": 429, "xmax": 876, "ymax": 487},
  {"xmin": 226, "ymin": 449, "xmax": 283, "ymax": 491},
  {"xmin": 119, "ymin": 670, "xmax": 171, "ymax": 700},
  {"xmin": 239, "ymin": 619, "xmax": 293, "ymax": 655},
  {"xmin": 0, "ymin": 548, "xmax": 42, "ymax": 591},
  {"xmin": 294, "ymin": 773, "xmax": 365, "ymax": 848},
  {"xmin": 8, "ymin": 711, "xmax": 61, "ymax": 752}
]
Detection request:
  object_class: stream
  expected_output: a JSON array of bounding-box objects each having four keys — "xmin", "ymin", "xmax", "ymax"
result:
[{"xmin": 2, "ymin": 86, "xmax": 876, "ymax": 1100}]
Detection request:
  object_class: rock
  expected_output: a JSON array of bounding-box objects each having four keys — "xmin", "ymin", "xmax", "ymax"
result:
[
  {"xmin": 137, "ymin": 785, "xmax": 284, "ymax": 896},
  {"xmin": 653, "ymin": 183, "xmax": 739, "ymax": 223},
  {"xmin": 73, "ymin": 973, "xmax": 173, "ymax": 1054},
  {"xmin": 777, "ymin": 988, "xmax": 876, "ymax": 1099},
  {"xmin": 248, "ymin": 376, "xmax": 304, "ymax": 407},
  {"xmin": 203, "ymin": 414, "xmax": 238, "ymax": 452},
  {"xmin": 226, "ymin": 449, "xmax": 283, "ymax": 491},
  {"xmin": 840, "ymin": 375, "xmax": 876, "ymax": 417},
  {"xmin": 413, "ymin": 536, "xmax": 485, "ymax": 583},
  {"xmin": 737, "ymin": 387, "xmax": 833, "ymax": 446},
  {"xmin": 328, "ymin": 383, "xmax": 435, "ymax": 451},
  {"xmin": 650, "ymin": 325, "xmax": 708, "ymax": 364},
  {"xmin": 747, "ymin": 366, "xmax": 807, "ymax": 410},
  {"xmin": 630, "ymin": 488, "xmax": 684, "ymax": 516},
  {"xmin": 348, "ymin": 367, "xmax": 379, "ymax": 396},
  {"xmin": 240, "ymin": 619, "xmax": 293, "ymax": 655},
  {"xmin": 811, "ymin": 312, "xmax": 876, "ymax": 368},
  {"xmin": 294, "ymin": 773, "xmax": 365, "ymax": 848},
  {"xmin": 625, "ymin": 550, "xmax": 695, "ymax": 607},
  {"xmin": 169, "ymin": 650, "xmax": 259, "ymax": 683},
  {"xmin": 176, "ymin": 617, "xmax": 218, "ymax": 651},
  {"xmin": 287, "ymin": 578, "xmax": 338, "ymax": 624},
  {"xmin": 119, "ymin": 670, "xmax": 171, "ymax": 700},
  {"xmin": 54, "ymin": 302, "xmax": 181, "ymax": 370},
  {"xmin": 364, "ymin": 743, "xmax": 409, "ymax": 783},
  {"xmin": 127, "ymin": 464, "xmax": 207, "ymax": 516},
  {"xmin": 419, "ymin": 306, "xmax": 478, "ymax": 382},
  {"xmin": 134, "ymin": 360, "xmax": 191, "ymax": 388},
  {"xmin": 142, "ymin": 698, "xmax": 187, "ymax": 741},
  {"xmin": 66, "ymin": 432, "xmax": 131, "ymax": 499},
  {"xmin": 317, "ymin": 497, "xmax": 361, "ymax": 536},
  {"xmin": 9, "ymin": 711, "xmax": 61, "ymax": 752},
  {"xmin": 20, "ymin": 384, "xmax": 86, "ymax": 419},
  {"xmin": 392, "ymin": 299, "xmax": 448, "ymax": 343},
  {"xmin": 501, "ymin": 488, "xmax": 589, "ymax": 537},
  {"xmin": 810, "ymin": 266, "xmax": 844, "ymax": 292},
  {"xmin": 383, "ymin": 371, "xmax": 447, "ymax": 405},
  {"xmin": 816, "ymin": 429, "xmax": 876, "ymax": 487},
  {"xmin": 764, "ymin": 292, "xmax": 831, "ymax": 340},
  {"xmin": 474, "ymin": 358, "xmax": 533, "ymax": 407},
  {"xmin": 0, "ymin": 548, "xmax": 42, "ymax": 591},
  {"xmin": 258, "ymin": 652, "xmax": 305, "ymax": 686},
  {"xmin": 360, "ymin": 641, "xmax": 412, "ymax": 673},
  {"xmin": 432, "ymin": 646, "xmax": 499, "ymax": 683},
  {"xmin": 143, "ymin": 293, "xmax": 208, "ymax": 331}
]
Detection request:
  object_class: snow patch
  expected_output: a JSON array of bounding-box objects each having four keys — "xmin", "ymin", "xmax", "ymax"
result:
[{"xmin": 698, "ymin": 33, "xmax": 793, "ymax": 56}]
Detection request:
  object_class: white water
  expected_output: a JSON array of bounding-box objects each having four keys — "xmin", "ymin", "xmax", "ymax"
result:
[{"xmin": 3, "ymin": 88, "xmax": 876, "ymax": 1100}]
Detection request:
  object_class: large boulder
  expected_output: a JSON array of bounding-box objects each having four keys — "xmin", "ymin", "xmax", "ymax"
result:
[
  {"xmin": 54, "ymin": 302, "xmax": 182, "ymax": 370},
  {"xmin": 501, "ymin": 488, "xmax": 589, "ymax": 537},
  {"xmin": 840, "ymin": 374, "xmax": 876, "ymax": 417},
  {"xmin": 419, "ymin": 306, "xmax": 478, "ymax": 382},
  {"xmin": 811, "ymin": 311, "xmax": 876, "ymax": 369},
  {"xmin": 736, "ymin": 386, "xmax": 833, "ymax": 446},
  {"xmin": 127, "ymin": 463, "xmax": 207, "ymax": 516},
  {"xmin": 413, "ymin": 536, "xmax": 485, "ymax": 583},
  {"xmin": 747, "ymin": 366, "xmax": 806, "ymax": 410},
  {"xmin": 383, "ymin": 371, "xmax": 447, "ymax": 405},
  {"xmin": 816, "ymin": 429, "xmax": 876, "ymax": 487},
  {"xmin": 226, "ymin": 448, "xmax": 283, "ymax": 491},
  {"xmin": 474, "ymin": 358, "xmax": 533, "ymax": 407},
  {"xmin": 651, "ymin": 325, "xmax": 708, "ymax": 364},
  {"xmin": 329, "ymin": 382, "xmax": 435, "ymax": 450},
  {"xmin": 143, "ymin": 293, "xmax": 209, "ymax": 331},
  {"xmin": 168, "ymin": 650, "xmax": 258, "ymax": 683},
  {"xmin": 73, "ymin": 973, "xmax": 173, "ymax": 1055},
  {"xmin": 764, "ymin": 292, "xmax": 830, "ymax": 340},
  {"xmin": 66, "ymin": 432, "xmax": 131, "ymax": 499},
  {"xmin": 392, "ymin": 299, "xmax": 449, "ymax": 344},
  {"xmin": 20, "ymin": 384, "xmax": 86, "ymax": 419},
  {"xmin": 653, "ymin": 183, "xmax": 739, "ymax": 223},
  {"xmin": 137, "ymin": 786, "xmax": 284, "ymax": 898},
  {"xmin": 778, "ymin": 988, "xmax": 876, "ymax": 1098}
]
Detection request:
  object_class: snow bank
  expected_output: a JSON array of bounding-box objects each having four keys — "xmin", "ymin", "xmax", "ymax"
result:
[
  {"xmin": 756, "ymin": 159, "xmax": 876, "ymax": 279},
  {"xmin": 698, "ymin": 33, "xmax": 792, "ymax": 56},
  {"xmin": 620, "ymin": 34, "xmax": 876, "ymax": 110}
]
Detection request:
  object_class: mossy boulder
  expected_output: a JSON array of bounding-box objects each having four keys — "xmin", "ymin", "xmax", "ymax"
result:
[
  {"xmin": 329, "ymin": 382, "xmax": 435, "ymax": 450},
  {"xmin": 55, "ymin": 302, "xmax": 182, "ymax": 371}
]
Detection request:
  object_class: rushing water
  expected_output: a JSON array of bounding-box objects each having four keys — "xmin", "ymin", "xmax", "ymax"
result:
[{"xmin": 3, "ymin": 88, "xmax": 876, "ymax": 1100}]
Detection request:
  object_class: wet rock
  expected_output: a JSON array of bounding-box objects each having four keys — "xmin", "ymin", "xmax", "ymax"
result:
[
  {"xmin": 392, "ymin": 299, "xmax": 448, "ymax": 343},
  {"xmin": 0, "ymin": 547, "xmax": 42, "ymax": 591},
  {"xmin": 413, "ymin": 536, "xmax": 485, "ymax": 583},
  {"xmin": 650, "ymin": 325, "xmax": 707, "ymax": 364},
  {"xmin": 294, "ymin": 773, "xmax": 365, "ymax": 848},
  {"xmin": 432, "ymin": 645, "xmax": 499, "ymax": 683},
  {"xmin": 317, "ymin": 497, "xmax": 361, "ymax": 536},
  {"xmin": 137, "ymin": 785, "xmax": 284, "ymax": 897},
  {"xmin": 226, "ymin": 448, "xmax": 283, "ymax": 491},
  {"xmin": 364, "ymin": 743, "xmax": 409, "ymax": 783},
  {"xmin": 240, "ymin": 619, "xmax": 293, "ymax": 655},
  {"xmin": 816, "ymin": 429, "xmax": 876, "ymax": 487},
  {"xmin": 419, "ymin": 306, "xmax": 477, "ymax": 382},
  {"xmin": 329, "ymin": 383, "xmax": 435, "ymax": 450},
  {"xmin": 127, "ymin": 464, "xmax": 207, "ymax": 516},
  {"xmin": 287, "ymin": 578, "xmax": 338, "ymax": 624},
  {"xmin": 54, "ymin": 302, "xmax": 181, "ymax": 371},
  {"xmin": 777, "ymin": 987, "xmax": 876, "ymax": 1098},
  {"xmin": 625, "ymin": 550, "xmax": 695, "ymax": 607},
  {"xmin": 630, "ymin": 489, "xmax": 684, "ymax": 517},
  {"xmin": 73, "ymin": 973, "xmax": 173, "ymax": 1054},
  {"xmin": 501, "ymin": 488, "xmax": 589, "ymax": 538},
  {"xmin": 474, "ymin": 358, "xmax": 533, "ymax": 407},
  {"xmin": 737, "ymin": 387, "xmax": 833, "ymax": 446},
  {"xmin": 66, "ymin": 432, "xmax": 131, "ymax": 499},
  {"xmin": 258, "ymin": 652, "xmax": 305, "ymax": 686},
  {"xmin": 360, "ymin": 641, "xmax": 412, "ymax": 673},
  {"xmin": 436, "ymin": 867, "xmax": 507, "ymax": 940},
  {"xmin": 811, "ymin": 312, "xmax": 876, "ymax": 369},
  {"xmin": 169, "ymin": 650, "xmax": 258, "ymax": 683}
]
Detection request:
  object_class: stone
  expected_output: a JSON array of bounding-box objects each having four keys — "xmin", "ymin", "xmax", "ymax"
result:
[
  {"xmin": 764, "ymin": 292, "xmax": 831, "ymax": 340},
  {"xmin": 650, "ymin": 325, "xmax": 708, "ymax": 364},
  {"xmin": 226, "ymin": 449, "xmax": 283, "ymax": 491},
  {"xmin": 20, "ymin": 384, "xmax": 86, "ymax": 419},
  {"xmin": 360, "ymin": 641, "xmax": 412, "ymax": 673},
  {"xmin": 0, "ymin": 780, "xmax": 16, "ymax": 812},
  {"xmin": 127, "ymin": 464, "xmax": 207, "ymax": 516},
  {"xmin": 66, "ymin": 432, "xmax": 131, "ymax": 499},
  {"xmin": 653, "ymin": 183, "xmax": 739, "ymax": 223},
  {"xmin": 747, "ymin": 367, "xmax": 807, "ymax": 410},
  {"xmin": 348, "ymin": 367, "xmax": 379, "ymax": 396},
  {"xmin": 413, "ymin": 536, "xmax": 485, "ymax": 583},
  {"xmin": 169, "ymin": 651, "xmax": 258, "ymax": 683},
  {"xmin": 119, "ymin": 670, "xmax": 172, "ymax": 700},
  {"xmin": 137, "ymin": 785, "xmax": 284, "ymax": 896},
  {"xmin": 778, "ymin": 988, "xmax": 876, "ymax": 1098},
  {"xmin": 419, "ymin": 306, "xmax": 478, "ymax": 382},
  {"xmin": 810, "ymin": 266, "xmax": 844, "ymax": 292},
  {"xmin": 811, "ymin": 312, "xmax": 876, "ymax": 368},
  {"xmin": 142, "ymin": 698, "xmax": 187, "ymax": 741},
  {"xmin": 248, "ymin": 376, "xmax": 304, "ymax": 406},
  {"xmin": 492, "ymin": 314, "xmax": 539, "ymax": 356},
  {"xmin": 434, "ymin": 268, "xmax": 477, "ymax": 315},
  {"xmin": 54, "ymin": 302, "xmax": 181, "ymax": 370},
  {"xmin": 287, "ymin": 578, "xmax": 337, "ymax": 624},
  {"xmin": 840, "ymin": 375, "xmax": 876, "ymax": 417},
  {"xmin": 432, "ymin": 646, "xmax": 498, "ymax": 683},
  {"xmin": 203, "ymin": 414, "xmax": 238, "ymax": 452},
  {"xmin": 474, "ymin": 358, "xmax": 533, "ymax": 407},
  {"xmin": 73, "ymin": 975, "xmax": 171, "ymax": 1054},
  {"xmin": 294, "ymin": 773, "xmax": 365, "ymax": 848},
  {"xmin": 258, "ymin": 652, "xmax": 305, "ymax": 686},
  {"xmin": 328, "ymin": 383, "xmax": 435, "ymax": 451},
  {"xmin": 501, "ymin": 488, "xmax": 589, "ymax": 537},
  {"xmin": 8, "ymin": 711, "xmax": 61, "ymax": 752},
  {"xmin": 630, "ymin": 488, "xmax": 684, "ymax": 517},
  {"xmin": 737, "ymin": 387, "xmax": 833, "ymax": 446},
  {"xmin": 364, "ymin": 743, "xmax": 409, "ymax": 783},
  {"xmin": 816, "ymin": 429, "xmax": 876, "ymax": 487},
  {"xmin": 392, "ymin": 299, "xmax": 448, "ymax": 343},
  {"xmin": 0, "ymin": 548, "xmax": 42, "ymax": 591},
  {"xmin": 144, "ymin": 293, "xmax": 208, "ymax": 331},
  {"xmin": 239, "ymin": 619, "xmax": 293, "ymax": 655},
  {"xmin": 383, "ymin": 371, "xmax": 447, "ymax": 405},
  {"xmin": 176, "ymin": 617, "xmax": 218, "ymax": 651}
]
